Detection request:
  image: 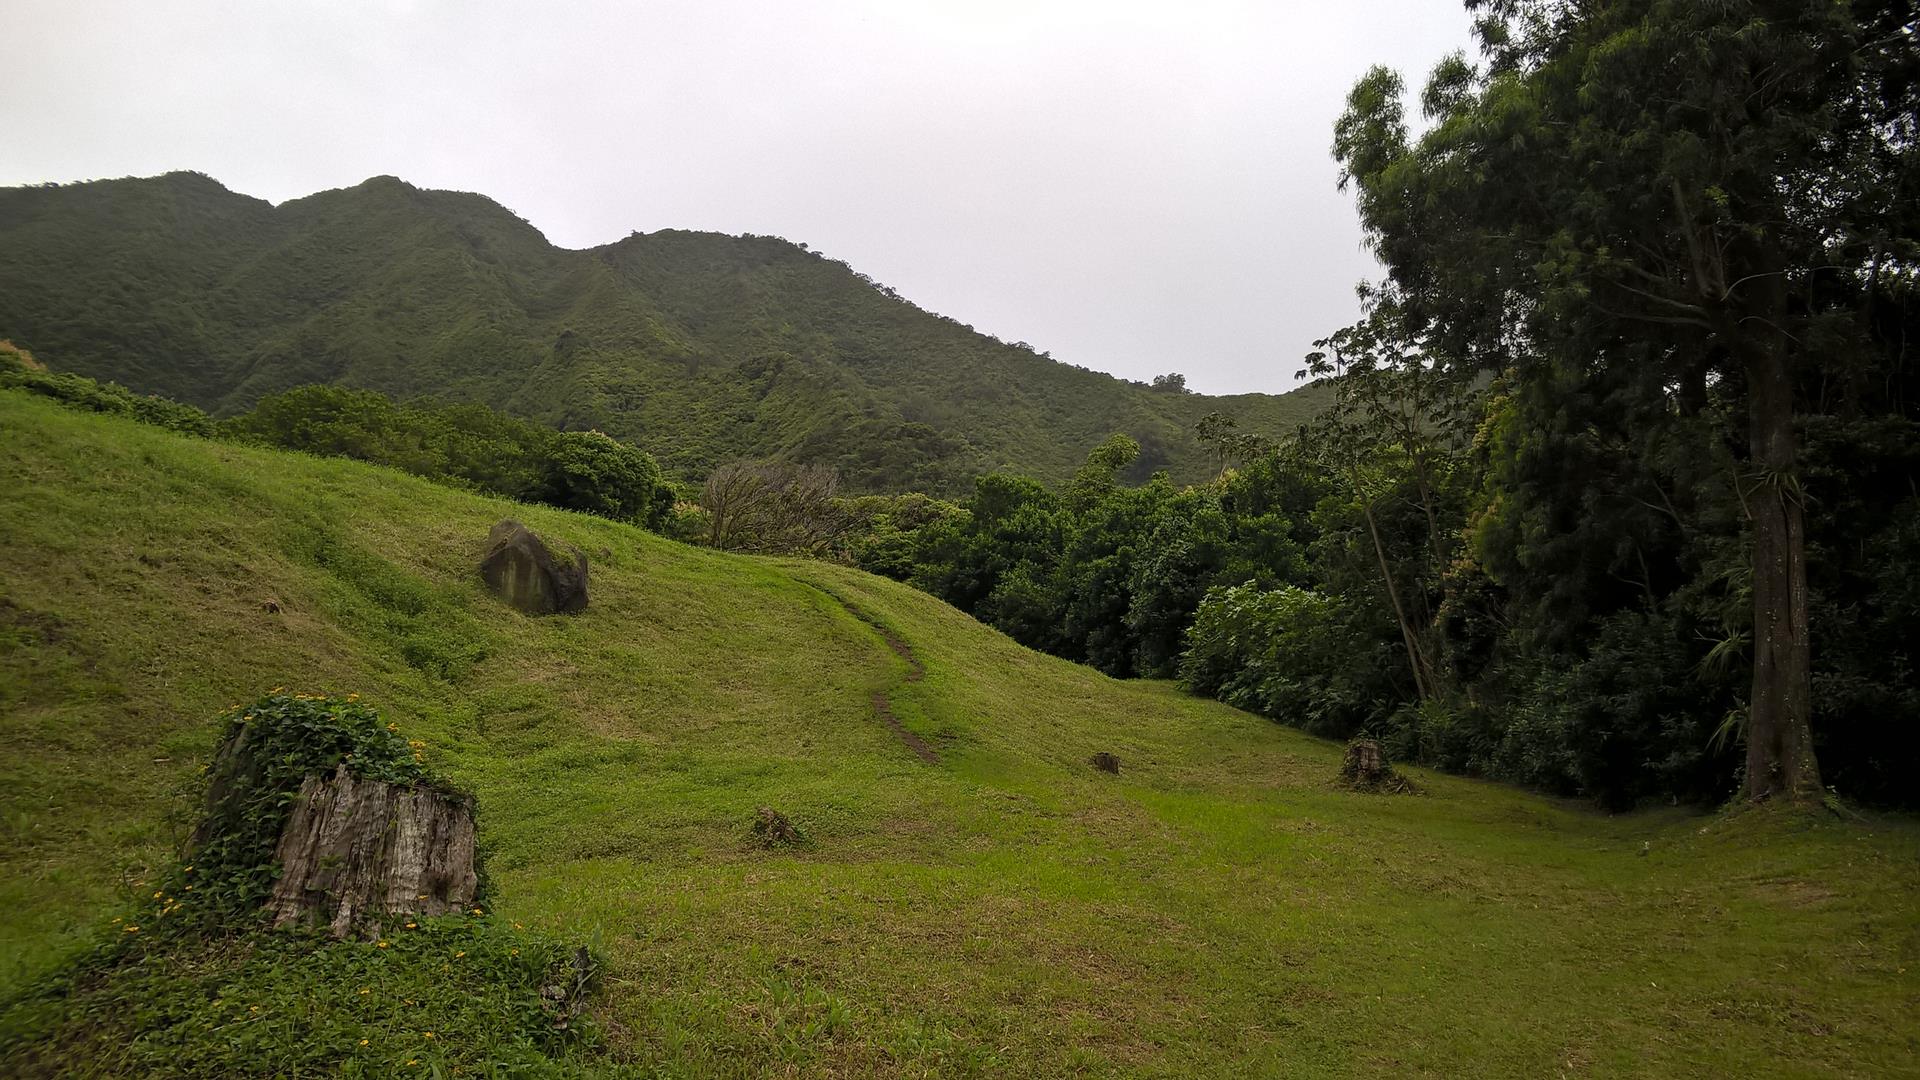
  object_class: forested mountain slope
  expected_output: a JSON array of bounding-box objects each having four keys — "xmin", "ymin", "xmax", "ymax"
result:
[
  {"xmin": 2, "ymin": 391, "xmax": 1915, "ymax": 1076},
  {"xmin": 0, "ymin": 172, "xmax": 1325, "ymax": 492}
]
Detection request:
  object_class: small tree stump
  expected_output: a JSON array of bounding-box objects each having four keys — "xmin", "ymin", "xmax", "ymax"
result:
[
  {"xmin": 266, "ymin": 764, "xmax": 480, "ymax": 937},
  {"xmin": 1340, "ymin": 737, "xmax": 1413, "ymax": 793},
  {"xmin": 752, "ymin": 806, "xmax": 803, "ymax": 847},
  {"xmin": 1089, "ymin": 751, "xmax": 1122, "ymax": 774}
]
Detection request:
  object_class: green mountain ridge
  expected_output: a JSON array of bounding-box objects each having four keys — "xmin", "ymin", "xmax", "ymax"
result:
[{"xmin": 0, "ymin": 171, "xmax": 1328, "ymax": 492}]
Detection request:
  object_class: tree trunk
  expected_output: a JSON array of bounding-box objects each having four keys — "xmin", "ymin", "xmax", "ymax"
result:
[
  {"xmin": 1741, "ymin": 294, "xmax": 1822, "ymax": 803},
  {"xmin": 266, "ymin": 764, "xmax": 481, "ymax": 937},
  {"xmin": 1357, "ymin": 485, "xmax": 1433, "ymax": 700}
]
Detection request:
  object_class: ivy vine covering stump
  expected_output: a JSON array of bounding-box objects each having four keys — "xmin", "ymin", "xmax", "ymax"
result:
[{"xmin": 188, "ymin": 692, "xmax": 482, "ymax": 938}]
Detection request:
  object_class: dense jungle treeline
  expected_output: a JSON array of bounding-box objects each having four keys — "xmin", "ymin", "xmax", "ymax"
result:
[{"xmin": 813, "ymin": 362, "xmax": 1915, "ymax": 810}]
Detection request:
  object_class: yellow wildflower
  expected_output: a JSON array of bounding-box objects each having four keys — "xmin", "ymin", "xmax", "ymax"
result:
[
  {"xmin": 376, "ymin": 941, "xmax": 390, "ymax": 949},
  {"xmin": 405, "ymin": 922, "xmax": 417, "ymax": 929},
  {"xmin": 359, "ymin": 988, "xmax": 371, "ymax": 995},
  {"xmin": 347, "ymin": 693, "xmax": 360, "ymax": 701},
  {"xmin": 249, "ymin": 1005, "xmax": 260, "ymax": 1013},
  {"xmin": 423, "ymin": 1032, "xmax": 435, "ymax": 1039},
  {"xmin": 123, "ymin": 925, "xmax": 139, "ymax": 933},
  {"xmin": 453, "ymin": 950, "xmax": 465, "ymax": 958},
  {"xmin": 359, "ymin": 1039, "xmax": 369, "ymax": 1046},
  {"xmin": 470, "ymin": 908, "xmax": 484, "ymax": 916}
]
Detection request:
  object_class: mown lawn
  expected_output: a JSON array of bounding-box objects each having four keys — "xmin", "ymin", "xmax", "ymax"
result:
[{"xmin": 1, "ymin": 391, "xmax": 1915, "ymax": 1076}]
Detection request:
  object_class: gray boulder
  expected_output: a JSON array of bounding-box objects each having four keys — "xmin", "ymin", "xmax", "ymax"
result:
[{"xmin": 480, "ymin": 519, "xmax": 588, "ymax": 615}]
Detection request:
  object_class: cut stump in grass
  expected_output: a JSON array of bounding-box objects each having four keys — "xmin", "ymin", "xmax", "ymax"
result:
[
  {"xmin": 1090, "ymin": 751, "xmax": 1122, "ymax": 774},
  {"xmin": 752, "ymin": 806, "xmax": 804, "ymax": 847},
  {"xmin": 1341, "ymin": 737, "xmax": 1415, "ymax": 794},
  {"xmin": 266, "ymin": 764, "xmax": 480, "ymax": 937}
]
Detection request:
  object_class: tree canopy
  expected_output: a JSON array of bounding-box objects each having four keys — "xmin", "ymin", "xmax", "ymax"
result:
[{"xmin": 1332, "ymin": 0, "xmax": 1919, "ymax": 803}]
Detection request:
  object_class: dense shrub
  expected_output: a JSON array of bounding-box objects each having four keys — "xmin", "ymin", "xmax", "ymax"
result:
[
  {"xmin": 0, "ymin": 362, "xmax": 217, "ymax": 436},
  {"xmin": 1179, "ymin": 584, "xmax": 1387, "ymax": 738},
  {"xmin": 537, "ymin": 429, "xmax": 675, "ymax": 529},
  {"xmin": 229, "ymin": 385, "xmax": 676, "ymax": 529}
]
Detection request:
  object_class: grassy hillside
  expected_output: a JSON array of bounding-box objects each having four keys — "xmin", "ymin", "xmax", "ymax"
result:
[
  {"xmin": 0, "ymin": 172, "xmax": 1329, "ymax": 493},
  {"xmin": 2, "ymin": 391, "xmax": 1915, "ymax": 1077}
]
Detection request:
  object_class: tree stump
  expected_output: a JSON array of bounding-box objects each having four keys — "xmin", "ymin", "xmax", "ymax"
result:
[
  {"xmin": 751, "ymin": 806, "xmax": 803, "ymax": 847},
  {"xmin": 480, "ymin": 519, "xmax": 589, "ymax": 615},
  {"xmin": 1342, "ymin": 739, "xmax": 1387, "ymax": 784},
  {"xmin": 1089, "ymin": 751, "xmax": 1122, "ymax": 774},
  {"xmin": 265, "ymin": 764, "xmax": 480, "ymax": 937},
  {"xmin": 1340, "ymin": 737, "xmax": 1413, "ymax": 793}
]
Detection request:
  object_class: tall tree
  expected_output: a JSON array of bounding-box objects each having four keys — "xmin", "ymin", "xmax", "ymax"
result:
[{"xmin": 1335, "ymin": 1, "xmax": 1917, "ymax": 803}]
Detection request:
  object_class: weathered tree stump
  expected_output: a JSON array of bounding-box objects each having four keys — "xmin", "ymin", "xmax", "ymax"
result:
[
  {"xmin": 480, "ymin": 519, "xmax": 589, "ymax": 615},
  {"xmin": 1089, "ymin": 751, "xmax": 1122, "ymax": 774},
  {"xmin": 752, "ymin": 806, "xmax": 803, "ymax": 847},
  {"xmin": 1340, "ymin": 737, "xmax": 1413, "ymax": 793},
  {"xmin": 1342, "ymin": 739, "xmax": 1387, "ymax": 784},
  {"xmin": 266, "ymin": 764, "xmax": 479, "ymax": 937}
]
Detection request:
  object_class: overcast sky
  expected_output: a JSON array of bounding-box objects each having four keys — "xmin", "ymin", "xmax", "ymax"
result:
[{"xmin": 1, "ymin": 0, "xmax": 1472, "ymax": 395}]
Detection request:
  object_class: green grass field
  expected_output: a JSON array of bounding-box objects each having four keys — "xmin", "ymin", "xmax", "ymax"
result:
[{"xmin": 1, "ymin": 390, "xmax": 1915, "ymax": 1077}]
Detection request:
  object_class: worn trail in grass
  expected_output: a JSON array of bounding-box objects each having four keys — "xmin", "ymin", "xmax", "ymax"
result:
[
  {"xmin": 806, "ymin": 581, "xmax": 938, "ymax": 765},
  {"xmin": 2, "ymin": 392, "xmax": 1916, "ymax": 1077}
]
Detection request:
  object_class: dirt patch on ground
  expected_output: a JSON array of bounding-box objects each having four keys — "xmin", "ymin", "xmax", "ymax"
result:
[
  {"xmin": 871, "ymin": 691, "xmax": 939, "ymax": 765},
  {"xmin": 801, "ymin": 582, "xmax": 936, "ymax": 763},
  {"xmin": 880, "ymin": 631, "xmax": 924, "ymax": 682}
]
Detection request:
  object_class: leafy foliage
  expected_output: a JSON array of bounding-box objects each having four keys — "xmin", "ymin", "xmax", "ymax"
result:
[
  {"xmin": 850, "ymin": 438, "xmax": 1321, "ymax": 679},
  {"xmin": 1331, "ymin": 0, "xmax": 1920, "ymax": 802},
  {"xmin": 1, "ymin": 347, "xmax": 216, "ymax": 436},
  {"xmin": 536, "ymin": 429, "xmax": 676, "ymax": 528},
  {"xmin": 1180, "ymin": 584, "xmax": 1384, "ymax": 737},
  {"xmin": 230, "ymin": 385, "xmax": 675, "ymax": 529}
]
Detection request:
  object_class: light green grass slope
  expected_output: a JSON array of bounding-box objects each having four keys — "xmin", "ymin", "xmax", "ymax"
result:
[{"xmin": 1, "ymin": 391, "xmax": 1915, "ymax": 1077}]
